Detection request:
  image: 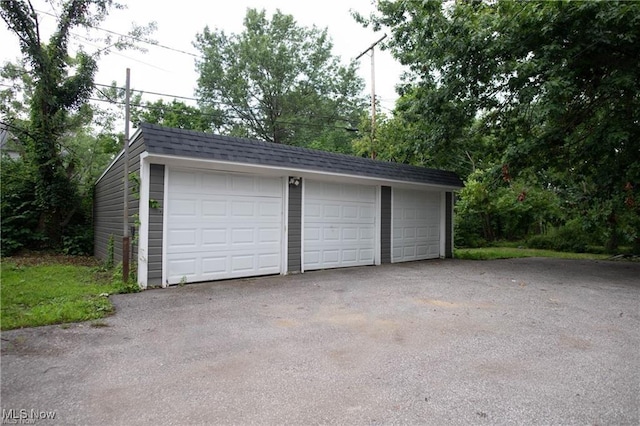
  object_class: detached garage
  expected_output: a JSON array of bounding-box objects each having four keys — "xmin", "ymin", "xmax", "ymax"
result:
[{"xmin": 94, "ymin": 123, "xmax": 463, "ymax": 288}]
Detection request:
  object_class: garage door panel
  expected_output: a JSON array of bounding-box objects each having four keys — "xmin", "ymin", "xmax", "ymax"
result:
[
  {"xmin": 259, "ymin": 228, "xmax": 280, "ymax": 243},
  {"xmin": 361, "ymin": 206, "xmax": 375, "ymax": 219},
  {"xmin": 342, "ymin": 227, "xmax": 358, "ymax": 240},
  {"xmin": 305, "ymin": 227, "xmax": 321, "ymax": 241},
  {"xmin": 343, "ymin": 206, "xmax": 358, "ymax": 218},
  {"xmin": 417, "ymin": 227, "xmax": 429, "ymax": 238},
  {"xmin": 202, "ymin": 200, "xmax": 226, "ymax": 216},
  {"xmin": 306, "ymin": 203, "xmax": 322, "ymax": 218},
  {"xmin": 305, "ymin": 251, "xmax": 320, "ymax": 265},
  {"xmin": 403, "ymin": 246, "xmax": 416, "ymax": 258},
  {"xmin": 231, "ymin": 255, "xmax": 254, "ymax": 271},
  {"xmin": 169, "ymin": 199, "xmax": 197, "ymax": 217},
  {"xmin": 202, "ymin": 229, "xmax": 226, "ymax": 246},
  {"xmin": 167, "ymin": 258, "xmax": 197, "ymax": 277},
  {"xmin": 393, "ymin": 189, "xmax": 441, "ymax": 262},
  {"xmin": 231, "ymin": 174, "xmax": 256, "ymax": 192},
  {"xmin": 323, "ymin": 251, "xmax": 339, "ymax": 264},
  {"xmin": 403, "ymin": 208, "xmax": 416, "ymax": 220},
  {"xmin": 259, "ymin": 178, "xmax": 282, "ymax": 194},
  {"xmin": 166, "ymin": 169, "xmax": 282, "ymax": 284},
  {"xmin": 360, "ymin": 227, "xmax": 375, "ymax": 240},
  {"xmin": 403, "ymin": 227, "xmax": 416, "ymax": 239},
  {"xmin": 260, "ymin": 202, "xmax": 281, "ymax": 217},
  {"xmin": 359, "ymin": 249, "xmax": 374, "ymax": 262},
  {"xmin": 167, "ymin": 229, "xmax": 197, "ymax": 248},
  {"xmin": 171, "ymin": 170, "xmax": 197, "ymax": 189},
  {"xmin": 202, "ymin": 257, "xmax": 226, "ymax": 274},
  {"xmin": 323, "ymin": 204, "xmax": 340, "ymax": 217},
  {"xmin": 231, "ymin": 201, "xmax": 255, "ymax": 216},
  {"xmin": 200, "ymin": 172, "xmax": 228, "ymax": 192},
  {"xmin": 258, "ymin": 253, "xmax": 280, "ymax": 269},
  {"xmin": 323, "ymin": 228, "xmax": 340, "ymax": 241},
  {"xmin": 231, "ymin": 228, "xmax": 254, "ymax": 244},
  {"xmin": 342, "ymin": 249, "xmax": 357, "ymax": 262}
]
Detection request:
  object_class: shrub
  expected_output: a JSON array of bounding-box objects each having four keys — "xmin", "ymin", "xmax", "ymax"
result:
[
  {"xmin": 0, "ymin": 157, "xmax": 41, "ymax": 256},
  {"xmin": 62, "ymin": 224, "xmax": 94, "ymax": 256},
  {"xmin": 527, "ymin": 219, "xmax": 592, "ymax": 253}
]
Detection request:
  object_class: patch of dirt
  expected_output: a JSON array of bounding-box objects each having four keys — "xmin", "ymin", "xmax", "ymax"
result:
[{"xmin": 3, "ymin": 252, "xmax": 101, "ymax": 267}]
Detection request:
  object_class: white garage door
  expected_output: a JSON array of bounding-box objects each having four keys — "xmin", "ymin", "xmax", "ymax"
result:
[
  {"xmin": 393, "ymin": 189, "xmax": 441, "ymax": 262},
  {"xmin": 165, "ymin": 169, "xmax": 282, "ymax": 284},
  {"xmin": 304, "ymin": 180, "xmax": 376, "ymax": 270}
]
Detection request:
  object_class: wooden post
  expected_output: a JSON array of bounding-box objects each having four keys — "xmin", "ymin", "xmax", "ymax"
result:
[{"xmin": 123, "ymin": 68, "xmax": 131, "ymax": 282}]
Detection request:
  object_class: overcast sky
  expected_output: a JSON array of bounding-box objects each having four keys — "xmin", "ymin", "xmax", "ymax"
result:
[{"xmin": 1, "ymin": 0, "xmax": 404, "ymax": 123}]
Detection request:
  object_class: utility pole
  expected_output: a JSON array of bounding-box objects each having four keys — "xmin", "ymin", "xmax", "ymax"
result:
[
  {"xmin": 356, "ymin": 33, "xmax": 387, "ymax": 159},
  {"xmin": 122, "ymin": 68, "xmax": 131, "ymax": 282}
]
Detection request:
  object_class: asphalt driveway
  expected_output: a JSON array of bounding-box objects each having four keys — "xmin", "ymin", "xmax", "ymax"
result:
[{"xmin": 2, "ymin": 258, "xmax": 639, "ymax": 425}]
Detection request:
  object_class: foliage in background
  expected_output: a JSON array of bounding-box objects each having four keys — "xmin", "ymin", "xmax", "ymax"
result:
[
  {"xmin": 130, "ymin": 98, "xmax": 218, "ymax": 132},
  {"xmin": 194, "ymin": 8, "xmax": 366, "ymax": 149},
  {"xmin": 358, "ymin": 0, "xmax": 640, "ymax": 252},
  {"xmin": 0, "ymin": 156, "xmax": 43, "ymax": 256},
  {"xmin": 1, "ymin": 0, "xmax": 112, "ymax": 246},
  {"xmin": 454, "ymin": 168, "xmax": 562, "ymax": 247},
  {"xmin": 1, "ymin": 0, "xmax": 154, "ymax": 255}
]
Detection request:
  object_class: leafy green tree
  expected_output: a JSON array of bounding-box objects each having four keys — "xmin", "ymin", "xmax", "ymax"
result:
[
  {"xmin": 194, "ymin": 8, "xmax": 366, "ymax": 148},
  {"xmin": 455, "ymin": 168, "xmax": 563, "ymax": 247},
  {"xmin": 360, "ymin": 0, "xmax": 640, "ymax": 251},
  {"xmin": 131, "ymin": 99, "xmax": 218, "ymax": 132},
  {"xmin": 1, "ymin": 0, "xmax": 154, "ymax": 249}
]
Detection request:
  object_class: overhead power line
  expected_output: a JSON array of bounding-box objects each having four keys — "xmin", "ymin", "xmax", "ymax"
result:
[
  {"xmin": 88, "ymin": 96, "xmax": 357, "ymax": 132},
  {"xmin": 93, "ymin": 83, "xmax": 199, "ymax": 103},
  {"xmin": 34, "ymin": 9, "xmax": 200, "ymax": 58},
  {"xmin": 2, "ymin": 78, "xmax": 359, "ymax": 126}
]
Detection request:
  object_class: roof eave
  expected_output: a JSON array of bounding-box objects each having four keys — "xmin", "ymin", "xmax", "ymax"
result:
[{"xmin": 143, "ymin": 152, "xmax": 464, "ymax": 191}]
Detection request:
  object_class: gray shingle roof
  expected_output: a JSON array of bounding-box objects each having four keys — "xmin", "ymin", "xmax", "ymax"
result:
[{"xmin": 139, "ymin": 123, "xmax": 463, "ymax": 188}]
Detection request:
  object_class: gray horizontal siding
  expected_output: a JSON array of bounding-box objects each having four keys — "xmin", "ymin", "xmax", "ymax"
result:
[
  {"xmin": 445, "ymin": 192, "xmax": 453, "ymax": 258},
  {"xmin": 381, "ymin": 186, "xmax": 391, "ymax": 264},
  {"xmin": 147, "ymin": 164, "xmax": 165, "ymax": 286},
  {"xmin": 287, "ymin": 178, "xmax": 302, "ymax": 272},
  {"xmin": 94, "ymin": 137, "xmax": 145, "ymax": 267}
]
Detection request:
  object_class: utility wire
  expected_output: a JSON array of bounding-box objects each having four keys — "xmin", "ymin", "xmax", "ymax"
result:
[
  {"xmin": 88, "ymin": 96, "xmax": 357, "ymax": 132},
  {"xmin": 92, "ymin": 83, "xmax": 359, "ymax": 124},
  {"xmin": 93, "ymin": 82, "xmax": 199, "ymax": 103},
  {"xmin": 34, "ymin": 8, "xmax": 200, "ymax": 58},
  {"xmin": 2, "ymin": 78, "xmax": 359, "ymax": 127},
  {"xmin": 71, "ymin": 33, "xmax": 172, "ymax": 71}
]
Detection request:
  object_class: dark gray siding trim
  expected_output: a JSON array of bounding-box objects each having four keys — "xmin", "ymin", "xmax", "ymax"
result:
[
  {"xmin": 287, "ymin": 177, "xmax": 302, "ymax": 272},
  {"xmin": 445, "ymin": 192, "xmax": 453, "ymax": 258},
  {"xmin": 380, "ymin": 186, "xmax": 391, "ymax": 264},
  {"xmin": 94, "ymin": 137, "xmax": 145, "ymax": 265},
  {"xmin": 148, "ymin": 164, "xmax": 165, "ymax": 285}
]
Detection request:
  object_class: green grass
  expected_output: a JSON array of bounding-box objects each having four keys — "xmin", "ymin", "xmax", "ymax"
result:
[
  {"xmin": 454, "ymin": 247, "xmax": 612, "ymax": 260},
  {"xmin": 1, "ymin": 258, "xmax": 134, "ymax": 330}
]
